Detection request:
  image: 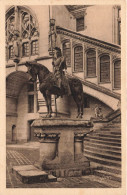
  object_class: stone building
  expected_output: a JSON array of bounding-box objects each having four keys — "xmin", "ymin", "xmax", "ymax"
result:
[{"xmin": 6, "ymin": 5, "xmax": 121, "ymax": 143}]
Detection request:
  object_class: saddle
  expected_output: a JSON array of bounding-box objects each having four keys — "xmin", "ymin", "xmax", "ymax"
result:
[{"xmin": 41, "ymin": 72, "xmax": 71, "ymax": 98}]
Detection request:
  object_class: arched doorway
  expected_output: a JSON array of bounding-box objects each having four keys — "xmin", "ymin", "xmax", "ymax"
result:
[{"xmin": 6, "ymin": 71, "xmax": 29, "ymax": 143}]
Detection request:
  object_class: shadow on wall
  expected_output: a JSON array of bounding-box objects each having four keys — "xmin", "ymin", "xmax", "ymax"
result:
[{"xmin": 69, "ymin": 94, "xmax": 113, "ymax": 120}]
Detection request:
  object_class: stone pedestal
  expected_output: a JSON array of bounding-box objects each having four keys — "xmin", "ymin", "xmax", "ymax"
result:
[{"xmin": 32, "ymin": 118, "xmax": 93, "ymax": 177}]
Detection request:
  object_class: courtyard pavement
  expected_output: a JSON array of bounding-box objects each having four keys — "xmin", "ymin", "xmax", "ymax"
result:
[{"xmin": 6, "ymin": 142, "xmax": 120, "ymax": 188}]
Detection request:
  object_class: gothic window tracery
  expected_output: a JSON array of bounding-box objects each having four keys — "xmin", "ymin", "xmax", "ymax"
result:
[
  {"xmin": 6, "ymin": 6, "xmax": 39, "ymax": 61},
  {"xmin": 6, "ymin": 14, "xmax": 15, "ymax": 42}
]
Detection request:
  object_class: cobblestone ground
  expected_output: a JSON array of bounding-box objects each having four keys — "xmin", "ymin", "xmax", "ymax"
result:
[{"xmin": 6, "ymin": 143, "xmax": 119, "ymax": 188}]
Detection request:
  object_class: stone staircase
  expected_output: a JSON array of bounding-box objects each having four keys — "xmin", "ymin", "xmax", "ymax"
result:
[{"xmin": 83, "ymin": 121, "xmax": 121, "ymax": 184}]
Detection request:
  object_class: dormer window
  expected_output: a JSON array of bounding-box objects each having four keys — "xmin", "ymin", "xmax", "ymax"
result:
[{"xmin": 76, "ymin": 17, "xmax": 84, "ymax": 31}]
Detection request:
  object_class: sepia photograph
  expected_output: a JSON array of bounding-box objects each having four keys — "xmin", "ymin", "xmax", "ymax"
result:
[{"xmin": 3, "ymin": 2, "xmax": 125, "ymax": 193}]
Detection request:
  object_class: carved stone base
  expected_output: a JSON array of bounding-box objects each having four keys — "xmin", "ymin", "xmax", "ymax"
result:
[{"xmin": 32, "ymin": 118, "xmax": 93, "ymax": 177}]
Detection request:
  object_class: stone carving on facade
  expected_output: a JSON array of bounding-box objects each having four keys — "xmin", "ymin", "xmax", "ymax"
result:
[
  {"xmin": 84, "ymin": 44, "xmax": 90, "ymax": 51},
  {"xmin": 72, "ymin": 40, "xmax": 83, "ymax": 47},
  {"xmin": 13, "ymin": 30, "xmax": 20, "ymax": 58},
  {"xmin": 34, "ymin": 132, "xmax": 60, "ymax": 140},
  {"xmin": 112, "ymin": 54, "xmax": 119, "ymax": 62},
  {"xmin": 94, "ymin": 104, "xmax": 103, "ymax": 120},
  {"xmin": 48, "ymin": 19, "xmax": 57, "ymax": 52},
  {"xmin": 97, "ymin": 49, "xmax": 104, "ymax": 56},
  {"xmin": 56, "ymin": 26, "xmax": 121, "ymax": 54}
]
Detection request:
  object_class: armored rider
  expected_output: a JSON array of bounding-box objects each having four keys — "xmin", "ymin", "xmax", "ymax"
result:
[{"xmin": 52, "ymin": 47, "xmax": 71, "ymax": 97}]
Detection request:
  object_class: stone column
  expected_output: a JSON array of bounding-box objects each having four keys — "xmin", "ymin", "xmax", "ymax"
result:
[
  {"xmin": 34, "ymin": 131, "xmax": 60, "ymax": 169},
  {"xmin": 74, "ymin": 132, "xmax": 87, "ymax": 162}
]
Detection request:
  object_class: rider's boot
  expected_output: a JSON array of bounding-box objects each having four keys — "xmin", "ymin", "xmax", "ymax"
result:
[{"xmin": 58, "ymin": 79, "xmax": 63, "ymax": 98}]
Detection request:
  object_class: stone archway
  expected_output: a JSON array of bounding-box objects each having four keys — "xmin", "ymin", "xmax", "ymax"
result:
[
  {"xmin": 6, "ymin": 71, "xmax": 29, "ymax": 143},
  {"xmin": 82, "ymin": 85, "xmax": 120, "ymax": 111},
  {"xmin": 6, "ymin": 71, "xmax": 29, "ymax": 98}
]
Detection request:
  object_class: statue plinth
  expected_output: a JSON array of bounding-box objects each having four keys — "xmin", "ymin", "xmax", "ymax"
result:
[{"xmin": 32, "ymin": 118, "xmax": 93, "ymax": 177}]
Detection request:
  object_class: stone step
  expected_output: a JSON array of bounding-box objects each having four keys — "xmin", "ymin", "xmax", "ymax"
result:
[
  {"xmin": 12, "ymin": 165, "xmax": 57, "ymax": 184},
  {"xmin": 107, "ymin": 123, "xmax": 121, "ymax": 127},
  {"xmin": 17, "ymin": 170, "xmax": 49, "ymax": 184},
  {"xmin": 94, "ymin": 133, "xmax": 121, "ymax": 138},
  {"xmin": 96, "ymin": 131, "xmax": 121, "ymax": 136},
  {"xmin": 84, "ymin": 145, "xmax": 121, "ymax": 156},
  {"xmin": 101, "ymin": 165, "xmax": 121, "ymax": 175},
  {"xmin": 94, "ymin": 169, "xmax": 121, "ymax": 182},
  {"xmin": 111, "ymin": 121, "xmax": 121, "ymax": 124},
  {"xmin": 84, "ymin": 149, "xmax": 121, "ymax": 161},
  {"xmin": 100, "ymin": 128, "xmax": 121, "ymax": 132},
  {"xmin": 111, "ymin": 131, "xmax": 121, "ymax": 135},
  {"xmin": 84, "ymin": 154, "xmax": 121, "ymax": 167},
  {"xmin": 90, "ymin": 162, "xmax": 121, "ymax": 174},
  {"xmin": 102, "ymin": 126, "xmax": 121, "ymax": 129},
  {"xmin": 98, "ymin": 130, "xmax": 121, "ymax": 136},
  {"xmin": 84, "ymin": 137, "xmax": 121, "ymax": 147},
  {"xmin": 84, "ymin": 141, "xmax": 121, "ymax": 151},
  {"xmin": 86, "ymin": 135, "xmax": 121, "ymax": 143},
  {"xmin": 82, "ymin": 175, "xmax": 121, "ymax": 188}
]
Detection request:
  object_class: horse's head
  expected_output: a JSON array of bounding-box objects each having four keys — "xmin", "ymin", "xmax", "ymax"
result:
[{"xmin": 25, "ymin": 61, "xmax": 38, "ymax": 82}]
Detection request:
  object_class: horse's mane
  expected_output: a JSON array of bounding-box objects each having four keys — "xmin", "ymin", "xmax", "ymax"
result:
[{"xmin": 34, "ymin": 63, "xmax": 50, "ymax": 74}]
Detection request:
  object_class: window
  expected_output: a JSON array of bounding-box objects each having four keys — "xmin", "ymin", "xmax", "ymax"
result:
[
  {"xmin": 28, "ymin": 95, "xmax": 34, "ymax": 113},
  {"xmin": 6, "ymin": 6, "xmax": 39, "ymax": 60},
  {"xmin": 22, "ymin": 42, "xmax": 29, "ymax": 57},
  {"xmin": 31, "ymin": 40, "xmax": 39, "ymax": 55},
  {"xmin": 74, "ymin": 46, "xmax": 83, "ymax": 72},
  {"xmin": 6, "ymin": 14, "xmax": 15, "ymax": 42},
  {"xmin": 114, "ymin": 60, "xmax": 121, "ymax": 89},
  {"xmin": 86, "ymin": 50, "xmax": 96, "ymax": 77},
  {"xmin": 100, "ymin": 55, "xmax": 110, "ymax": 82},
  {"xmin": 9, "ymin": 46, "xmax": 14, "ymax": 59},
  {"xmin": 63, "ymin": 41, "xmax": 71, "ymax": 67},
  {"xmin": 76, "ymin": 17, "xmax": 84, "ymax": 31}
]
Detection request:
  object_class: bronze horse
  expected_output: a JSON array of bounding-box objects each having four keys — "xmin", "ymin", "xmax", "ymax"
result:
[{"xmin": 25, "ymin": 61, "xmax": 84, "ymax": 118}]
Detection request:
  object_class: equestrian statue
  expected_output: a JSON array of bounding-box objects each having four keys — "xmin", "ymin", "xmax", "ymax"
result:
[{"xmin": 25, "ymin": 47, "xmax": 84, "ymax": 118}]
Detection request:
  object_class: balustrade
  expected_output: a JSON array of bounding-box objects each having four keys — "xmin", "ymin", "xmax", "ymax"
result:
[{"xmin": 56, "ymin": 26, "xmax": 121, "ymax": 93}]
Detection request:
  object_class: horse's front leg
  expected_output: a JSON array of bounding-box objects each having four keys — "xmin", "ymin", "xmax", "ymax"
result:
[
  {"xmin": 45, "ymin": 91, "xmax": 52, "ymax": 118},
  {"xmin": 43, "ymin": 92, "xmax": 50, "ymax": 117}
]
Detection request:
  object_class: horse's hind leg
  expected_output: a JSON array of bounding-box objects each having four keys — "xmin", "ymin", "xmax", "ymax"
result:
[
  {"xmin": 75, "ymin": 94, "xmax": 83, "ymax": 118},
  {"xmin": 72, "ymin": 95, "xmax": 81, "ymax": 118},
  {"xmin": 79, "ymin": 94, "xmax": 84, "ymax": 118}
]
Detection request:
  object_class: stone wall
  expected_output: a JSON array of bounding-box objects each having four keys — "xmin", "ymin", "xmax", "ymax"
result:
[
  {"xmin": 56, "ymin": 94, "xmax": 113, "ymax": 120},
  {"xmin": 84, "ymin": 5, "xmax": 113, "ymax": 43},
  {"xmin": 53, "ymin": 5, "xmax": 114, "ymax": 44}
]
